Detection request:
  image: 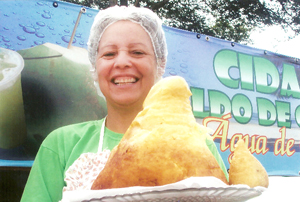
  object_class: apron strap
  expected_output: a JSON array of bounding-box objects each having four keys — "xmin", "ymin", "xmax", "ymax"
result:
[{"xmin": 98, "ymin": 117, "xmax": 106, "ymax": 152}]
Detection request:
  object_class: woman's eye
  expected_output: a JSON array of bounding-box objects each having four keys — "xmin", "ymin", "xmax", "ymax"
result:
[
  {"xmin": 103, "ymin": 52, "xmax": 116, "ymax": 57},
  {"xmin": 132, "ymin": 51, "xmax": 144, "ymax": 55}
]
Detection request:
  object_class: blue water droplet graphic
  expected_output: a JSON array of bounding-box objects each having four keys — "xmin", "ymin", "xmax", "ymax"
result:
[
  {"xmin": 3, "ymin": 27, "xmax": 9, "ymax": 30},
  {"xmin": 33, "ymin": 25, "xmax": 40, "ymax": 30},
  {"xmin": 64, "ymin": 29, "xmax": 70, "ymax": 33},
  {"xmin": 48, "ymin": 26, "xmax": 54, "ymax": 30},
  {"xmin": 5, "ymin": 43, "xmax": 11, "ymax": 47},
  {"xmin": 17, "ymin": 35, "xmax": 26, "ymax": 41},
  {"xmin": 2, "ymin": 37, "xmax": 10, "ymax": 42},
  {"xmin": 42, "ymin": 11, "xmax": 51, "ymax": 19},
  {"xmin": 34, "ymin": 41, "xmax": 43, "ymax": 45},
  {"xmin": 180, "ymin": 63, "xmax": 188, "ymax": 68},
  {"xmin": 62, "ymin": 35, "xmax": 76, "ymax": 44},
  {"xmin": 42, "ymin": 13, "xmax": 51, "ymax": 19},
  {"xmin": 35, "ymin": 33, "xmax": 45, "ymax": 38},
  {"xmin": 180, "ymin": 68, "xmax": 188, "ymax": 74},
  {"xmin": 36, "ymin": 21, "xmax": 46, "ymax": 27},
  {"xmin": 169, "ymin": 71, "xmax": 177, "ymax": 76},
  {"xmin": 23, "ymin": 26, "xmax": 36, "ymax": 34},
  {"xmin": 37, "ymin": 2, "xmax": 45, "ymax": 6}
]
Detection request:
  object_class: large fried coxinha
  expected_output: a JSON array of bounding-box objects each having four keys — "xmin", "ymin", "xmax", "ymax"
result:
[
  {"xmin": 92, "ymin": 76, "xmax": 227, "ymax": 190},
  {"xmin": 229, "ymin": 139, "xmax": 269, "ymax": 188}
]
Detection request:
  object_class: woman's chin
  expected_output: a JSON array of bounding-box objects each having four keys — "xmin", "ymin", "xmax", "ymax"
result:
[{"xmin": 110, "ymin": 95, "xmax": 144, "ymax": 108}]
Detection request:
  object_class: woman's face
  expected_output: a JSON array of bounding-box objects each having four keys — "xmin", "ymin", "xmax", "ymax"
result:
[{"xmin": 96, "ymin": 20, "xmax": 157, "ymax": 108}]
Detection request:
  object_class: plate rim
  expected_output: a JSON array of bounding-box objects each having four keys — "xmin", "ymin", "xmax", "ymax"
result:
[{"xmin": 85, "ymin": 185, "xmax": 266, "ymax": 202}]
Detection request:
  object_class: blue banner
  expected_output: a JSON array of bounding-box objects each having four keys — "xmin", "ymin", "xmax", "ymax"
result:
[{"xmin": 0, "ymin": 0, "xmax": 299, "ymax": 176}]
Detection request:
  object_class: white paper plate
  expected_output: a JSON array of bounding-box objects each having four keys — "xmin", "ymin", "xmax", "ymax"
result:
[{"xmin": 61, "ymin": 177, "xmax": 266, "ymax": 202}]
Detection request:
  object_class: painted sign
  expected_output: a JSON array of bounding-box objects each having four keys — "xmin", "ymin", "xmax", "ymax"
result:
[
  {"xmin": 165, "ymin": 28, "xmax": 300, "ymax": 175},
  {"xmin": 0, "ymin": 0, "xmax": 299, "ymax": 176}
]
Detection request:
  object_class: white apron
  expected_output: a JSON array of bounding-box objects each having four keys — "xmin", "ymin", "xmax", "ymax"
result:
[{"xmin": 63, "ymin": 118, "xmax": 110, "ymax": 192}]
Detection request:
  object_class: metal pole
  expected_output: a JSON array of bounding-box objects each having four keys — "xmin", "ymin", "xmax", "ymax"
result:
[{"xmin": 68, "ymin": 7, "xmax": 86, "ymax": 49}]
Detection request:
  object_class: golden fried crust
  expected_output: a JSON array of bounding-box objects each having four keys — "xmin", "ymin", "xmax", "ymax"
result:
[
  {"xmin": 229, "ymin": 139, "xmax": 269, "ymax": 188},
  {"xmin": 91, "ymin": 76, "xmax": 227, "ymax": 190}
]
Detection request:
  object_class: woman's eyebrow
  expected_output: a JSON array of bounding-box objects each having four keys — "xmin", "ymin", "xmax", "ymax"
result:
[
  {"xmin": 98, "ymin": 44, "xmax": 116, "ymax": 53},
  {"xmin": 98, "ymin": 43, "xmax": 149, "ymax": 52},
  {"xmin": 99, "ymin": 44, "xmax": 117, "ymax": 49},
  {"xmin": 129, "ymin": 43, "xmax": 147, "ymax": 47}
]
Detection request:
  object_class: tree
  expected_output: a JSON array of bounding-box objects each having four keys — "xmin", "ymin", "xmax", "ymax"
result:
[{"xmin": 62, "ymin": 0, "xmax": 300, "ymax": 43}]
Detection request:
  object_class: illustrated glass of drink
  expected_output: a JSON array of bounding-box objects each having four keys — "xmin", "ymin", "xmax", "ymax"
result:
[{"xmin": 0, "ymin": 48, "xmax": 27, "ymax": 149}]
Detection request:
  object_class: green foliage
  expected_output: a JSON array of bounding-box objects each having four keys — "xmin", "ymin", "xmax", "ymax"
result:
[{"xmin": 61, "ymin": 0, "xmax": 300, "ymax": 43}]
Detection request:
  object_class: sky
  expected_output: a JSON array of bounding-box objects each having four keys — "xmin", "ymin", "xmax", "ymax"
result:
[
  {"xmin": 248, "ymin": 19, "xmax": 299, "ymax": 59},
  {"xmin": 247, "ymin": 0, "xmax": 300, "ymax": 59}
]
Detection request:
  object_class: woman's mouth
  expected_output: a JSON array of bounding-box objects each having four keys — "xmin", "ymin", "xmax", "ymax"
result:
[{"xmin": 112, "ymin": 77, "xmax": 138, "ymax": 85}]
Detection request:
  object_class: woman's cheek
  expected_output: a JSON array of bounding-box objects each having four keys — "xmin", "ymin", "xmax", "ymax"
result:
[{"xmin": 96, "ymin": 60, "xmax": 109, "ymax": 80}]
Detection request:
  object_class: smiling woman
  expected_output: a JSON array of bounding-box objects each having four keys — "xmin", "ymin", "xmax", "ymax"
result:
[
  {"xmin": 21, "ymin": 6, "xmax": 227, "ymax": 202},
  {"xmin": 20, "ymin": 6, "xmax": 169, "ymax": 202},
  {"xmin": 87, "ymin": 6, "xmax": 169, "ymax": 134}
]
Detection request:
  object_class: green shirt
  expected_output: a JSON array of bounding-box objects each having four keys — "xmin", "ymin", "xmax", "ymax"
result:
[{"xmin": 21, "ymin": 118, "xmax": 228, "ymax": 202}]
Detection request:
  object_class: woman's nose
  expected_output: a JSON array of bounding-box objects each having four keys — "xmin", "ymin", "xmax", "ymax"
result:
[{"xmin": 114, "ymin": 51, "xmax": 131, "ymax": 68}]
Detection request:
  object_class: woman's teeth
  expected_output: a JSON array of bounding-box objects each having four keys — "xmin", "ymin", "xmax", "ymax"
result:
[{"xmin": 113, "ymin": 77, "xmax": 137, "ymax": 85}]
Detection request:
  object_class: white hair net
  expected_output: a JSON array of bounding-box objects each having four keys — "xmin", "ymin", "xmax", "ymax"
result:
[{"xmin": 87, "ymin": 6, "xmax": 168, "ymax": 81}]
